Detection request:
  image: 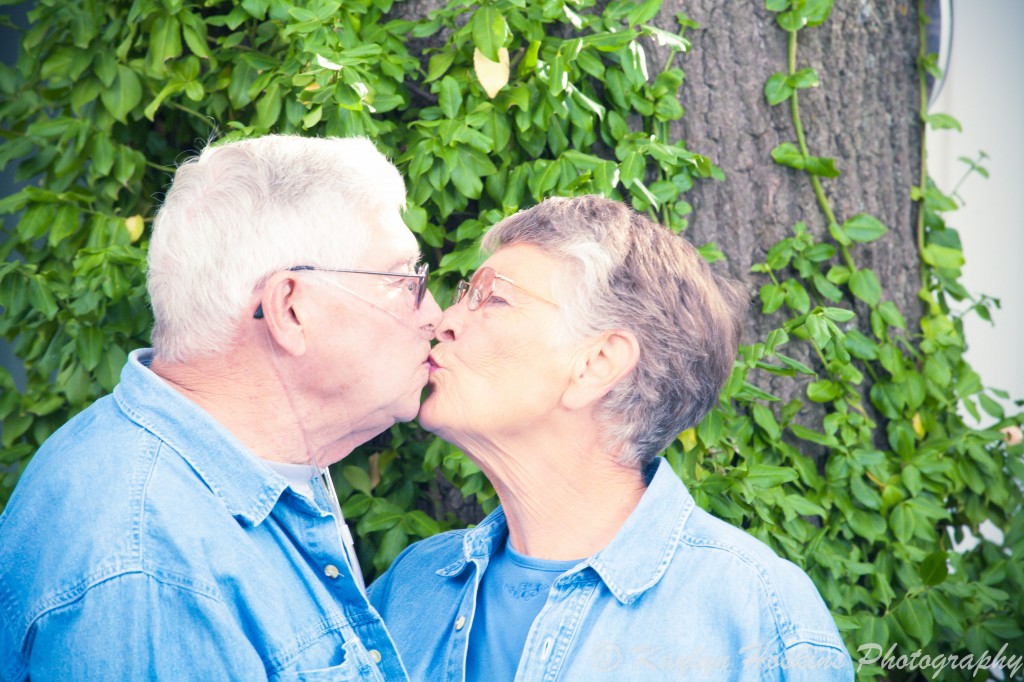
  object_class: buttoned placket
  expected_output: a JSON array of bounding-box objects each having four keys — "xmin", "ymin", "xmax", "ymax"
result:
[
  {"xmin": 280, "ymin": 486, "xmax": 403, "ymax": 679},
  {"xmin": 444, "ymin": 555, "xmax": 488, "ymax": 682},
  {"xmin": 513, "ymin": 571, "xmax": 600, "ymax": 682}
]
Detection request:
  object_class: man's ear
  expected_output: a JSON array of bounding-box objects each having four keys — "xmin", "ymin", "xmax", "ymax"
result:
[
  {"xmin": 255, "ymin": 273, "xmax": 308, "ymax": 356},
  {"xmin": 561, "ymin": 330, "xmax": 640, "ymax": 410}
]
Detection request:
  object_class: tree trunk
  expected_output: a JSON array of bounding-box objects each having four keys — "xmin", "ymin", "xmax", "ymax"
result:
[
  {"xmin": 653, "ymin": 0, "xmax": 924, "ymax": 412},
  {"xmin": 664, "ymin": 0, "xmax": 923, "ymax": 327}
]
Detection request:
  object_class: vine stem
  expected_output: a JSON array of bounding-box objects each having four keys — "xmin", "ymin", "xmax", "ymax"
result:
[
  {"xmin": 787, "ymin": 30, "xmax": 855, "ymax": 272},
  {"xmin": 915, "ymin": 0, "xmax": 930, "ymax": 291},
  {"xmin": 168, "ymin": 101, "xmax": 212, "ymax": 122}
]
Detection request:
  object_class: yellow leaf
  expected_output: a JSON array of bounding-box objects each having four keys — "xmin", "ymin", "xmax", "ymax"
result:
[
  {"xmin": 678, "ymin": 427, "xmax": 697, "ymax": 452},
  {"xmin": 125, "ymin": 215, "xmax": 144, "ymax": 243},
  {"xmin": 473, "ymin": 47, "xmax": 509, "ymax": 99},
  {"xmin": 912, "ymin": 412, "xmax": 926, "ymax": 438},
  {"xmin": 368, "ymin": 452, "xmax": 381, "ymax": 490}
]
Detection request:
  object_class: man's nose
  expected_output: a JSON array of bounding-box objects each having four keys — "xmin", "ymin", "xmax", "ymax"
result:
[{"xmin": 419, "ymin": 289, "xmax": 444, "ymax": 339}]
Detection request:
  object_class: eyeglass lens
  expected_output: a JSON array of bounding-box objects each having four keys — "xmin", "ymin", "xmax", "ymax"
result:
[{"xmin": 449, "ymin": 267, "xmax": 496, "ymax": 311}]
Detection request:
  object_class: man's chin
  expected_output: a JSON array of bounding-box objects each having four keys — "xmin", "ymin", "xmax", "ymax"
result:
[{"xmin": 416, "ymin": 394, "xmax": 443, "ymax": 434}]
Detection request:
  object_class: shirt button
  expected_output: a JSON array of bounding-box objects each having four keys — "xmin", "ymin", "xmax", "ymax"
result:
[
  {"xmin": 369, "ymin": 649, "xmax": 382, "ymax": 663},
  {"xmin": 324, "ymin": 564, "xmax": 340, "ymax": 579},
  {"xmin": 455, "ymin": 616, "xmax": 466, "ymax": 631}
]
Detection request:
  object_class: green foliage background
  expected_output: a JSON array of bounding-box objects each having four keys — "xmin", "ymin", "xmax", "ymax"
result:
[{"xmin": 1, "ymin": 0, "xmax": 1021, "ymax": 676}]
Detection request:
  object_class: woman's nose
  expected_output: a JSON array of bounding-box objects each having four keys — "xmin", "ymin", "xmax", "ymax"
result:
[{"xmin": 434, "ymin": 304, "xmax": 463, "ymax": 342}]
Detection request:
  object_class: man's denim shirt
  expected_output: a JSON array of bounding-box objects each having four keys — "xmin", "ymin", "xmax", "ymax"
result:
[
  {"xmin": 0, "ymin": 350, "xmax": 405, "ymax": 681},
  {"xmin": 369, "ymin": 458, "xmax": 854, "ymax": 681}
]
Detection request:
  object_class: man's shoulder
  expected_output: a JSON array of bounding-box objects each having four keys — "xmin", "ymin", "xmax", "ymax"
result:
[{"xmin": 0, "ymin": 396, "xmax": 228, "ymax": 625}]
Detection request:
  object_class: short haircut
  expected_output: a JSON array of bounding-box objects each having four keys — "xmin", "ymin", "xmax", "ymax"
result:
[
  {"xmin": 147, "ymin": 135, "xmax": 405, "ymax": 362},
  {"xmin": 482, "ymin": 195, "xmax": 747, "ymax": 469}
]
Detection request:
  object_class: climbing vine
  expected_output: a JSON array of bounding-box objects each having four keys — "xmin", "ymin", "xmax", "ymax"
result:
[{"xmin": 0, "ymin": 0, "xmax": 1020, "ymax": 674}]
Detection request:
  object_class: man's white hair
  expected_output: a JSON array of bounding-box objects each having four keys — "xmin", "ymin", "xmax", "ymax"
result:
[{"xmin": 147, "ymin": 135, "xmax": 406, "ymax": 363}]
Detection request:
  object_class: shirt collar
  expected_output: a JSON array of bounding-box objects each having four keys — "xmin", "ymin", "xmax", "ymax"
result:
[
  {"xmin": 585, "ymin": 457, "xmax": 695, "ymax": 605},
  {"xmin": 113, "ymin": 349, "xmax": 290, "ymax": 526},
  {"xmin": 435, "ymin": 458, "xmax": 695, "ymax": 605},
  {"xmin": 435, "ymin": 507, "xmax": 509, "ymax": 578}
]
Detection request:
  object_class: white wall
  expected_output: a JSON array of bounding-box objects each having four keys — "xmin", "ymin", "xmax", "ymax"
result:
[{"xmin": 928, "ymin": 0, "xmax": 1024, "ymax": 418}]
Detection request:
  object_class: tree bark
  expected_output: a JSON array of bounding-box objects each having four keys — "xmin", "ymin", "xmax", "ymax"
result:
[
  {"xmin": 661, "ymin": 0, "xmax": 924, "ymax": 334},
  {"xmin": 648, "ymin": 1, "xmax": 924, "ymax": 415}
]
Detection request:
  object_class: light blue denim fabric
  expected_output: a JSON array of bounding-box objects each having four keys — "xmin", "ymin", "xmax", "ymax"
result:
[
  {"xmin": 369, "ymin": 458, "xmax": 854, "ymax": 681},
  {"xmin": 0, "ymin": 349, "xmax": 406, "ymax": 682}
]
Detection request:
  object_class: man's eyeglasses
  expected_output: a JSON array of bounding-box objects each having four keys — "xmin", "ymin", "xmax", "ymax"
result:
[
  {"xmin": 450, "ymin": 266, "xmax": 558, "ymax": 311},
  {"xmin": 254, "ymin": 262, "xmax": 429, "ymax": 318}
]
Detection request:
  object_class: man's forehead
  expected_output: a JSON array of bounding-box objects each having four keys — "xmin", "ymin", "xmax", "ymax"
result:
[{"xmin": 364, "ymin": 209, "xmax": 421, "ymax": 270}]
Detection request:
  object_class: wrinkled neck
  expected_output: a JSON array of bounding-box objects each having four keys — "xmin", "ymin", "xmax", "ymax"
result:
[{"xmin": 456, "ymin": 424, "xmax": 647, "ymax": 561}]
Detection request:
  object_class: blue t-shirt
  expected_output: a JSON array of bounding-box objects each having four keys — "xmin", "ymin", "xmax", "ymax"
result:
[{"xmin": 467, "ymin": 536, "xmax": 580, "ymax": 681}]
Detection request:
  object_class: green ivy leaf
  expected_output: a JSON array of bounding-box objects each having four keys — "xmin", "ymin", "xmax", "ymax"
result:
[
  {"xmin": 770, "ymin": 142, "xmax": 804, "ymax": 169},
  {"xmin": 627, "ymin": 0, "xmax": 662, "ymax": 26},
  {"xmin": 919, "ymin": 551, "xmax": 949, "ymax": 586},
  {"xmin": 254, "ymin": 82, "xmax": 282, "ymax": 130},
  {"xmin": 471, "ymin": 6, "xmax": 509, "ymax": 62},
  {"xmin": 374, "ymin": 524, "xmax": 408, "ymax": 572},
  {"xmin": 803, "ymin": 155, "xmax": 839, "ymax": 178},
  {"xmin": 751, "ymin": 404, "xmax": 782, "ymax": 440},
  {"xmin": 425, "ymin": 51, "xmax": 456, "ymax": 83},
  {"xmin": 618, "ymin": 151, "xmax": 645, "ymax": 187},
  {"xmin": 746, "ymin": 464, "xmax": 798, "ymax": 489},
  {"xmin": 789, "ymin": 423, "xmax": 838, "ymax": 448},
  {"xmin": 896, "ymin": 597, "xmax": 934, "ymax": 648},
  {"xmin": 788, "ymin": 67, "xmax": 819, "ymax": 89},
  {"xmin": 922, "ymin": 244, "xmax": 964, "ymax": 270},
  {"xmin": 402, "ymin": 510, "xmax": 441, "ymax": 538},
  {"xmin": 889, "ymin": 502, "xmax": 914, "ymax": 544},
  {"xmin": 849, "ymin": 269, "xmax": 881, "ymax": 306},
  {"xmin": 842, "ymin": 214, "xmax": 888, "ymax": 243},
  {"xmin": 100, "ymin": 65, "xmax": 142, "ymax": 123},
  {"xmin": 807, "ymin": 379, "xmax": 841, "ymax": 403},
  {"xmin": 438, "ymin": 76, "xmax": 463, "ymax": 118},
  {"xmin": 923, "ymin": 113, "xmax": 962, "ymax": 131},
  {"xmin": 765, "ymin": 73, "xmax": 793, "ymax": 105},
  {"xmin": 760, "ymin": 283, "xmax": 785, "ymax": 314},
  {"xmin": 343, "ymin": 465, "xmax": 373, "ymax": 496},
  {"xmin": 822, "ymin": 307, "xmax": 855, "ymax": 323}
]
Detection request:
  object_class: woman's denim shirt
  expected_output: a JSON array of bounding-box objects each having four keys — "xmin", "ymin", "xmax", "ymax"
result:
[
  {"xmin": 0, "ymin": 350, "xmax": 405, "ymax": 681},
  {"xmin": 369, "ymin": 458, "xmax": 854, "ymax": 681}
]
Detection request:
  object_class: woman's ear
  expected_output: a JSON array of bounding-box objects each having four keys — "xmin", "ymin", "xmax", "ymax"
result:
[
  {"xmin": 255, "ymin": 273, "xmax": 308, "ymax": 357},
  {"xmin": 561, "ymin": 330, "xmax": 640, "ymax": 410}
]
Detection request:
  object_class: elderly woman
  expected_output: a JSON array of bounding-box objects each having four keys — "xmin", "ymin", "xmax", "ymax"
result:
[{"xmin": 369, "ymin": 195, "xmax": 853, "ymax": 681}]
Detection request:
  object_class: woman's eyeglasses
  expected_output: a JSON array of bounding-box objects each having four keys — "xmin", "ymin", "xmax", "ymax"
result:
[{"xmin": 450, "ymin": 266, "xmax": 558, "ymax": 311}]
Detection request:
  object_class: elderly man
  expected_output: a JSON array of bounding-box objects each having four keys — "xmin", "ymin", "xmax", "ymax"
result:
[
  {"xmin": 0, "ymin": 135, "xmax": 440, "ymax": 680},
  {"xmin": 369, "ymin": 195, "xmax": 854, "ymax": 681}
]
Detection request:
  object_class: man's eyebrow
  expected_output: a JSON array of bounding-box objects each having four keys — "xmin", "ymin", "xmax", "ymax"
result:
[{"xmin": 387, "ymin": 253, "xmax": 422, "ymax": 272}]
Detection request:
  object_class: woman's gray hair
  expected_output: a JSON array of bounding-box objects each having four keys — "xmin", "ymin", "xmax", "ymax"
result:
[
  {"xmin": 147, "ymin": 135, "xmax": 406, "ymax": 363},
  {"xmin": 482, "ymin": 195, "xmax": 747, "ymax": 469}
]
